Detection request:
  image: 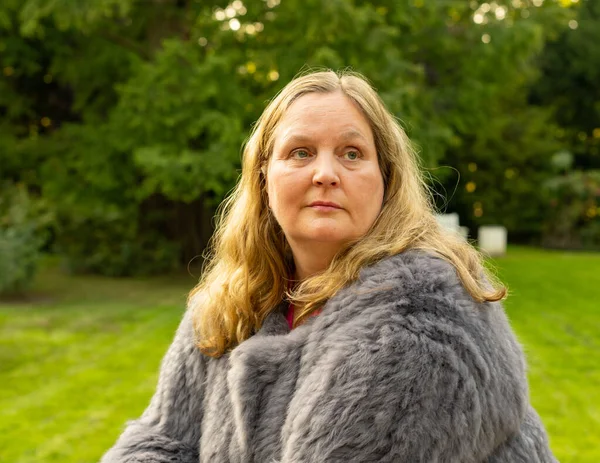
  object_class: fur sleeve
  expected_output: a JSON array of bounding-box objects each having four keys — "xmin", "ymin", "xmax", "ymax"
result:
[
  {"xmin": 100, "ymin": 308, "xmax": 205, "ymax": 463},
  {"xmin": 486, "ymin": 405, "xmax": 558, "ymax": 462},
  {"xmin": 280, "ymin": 252, "xmax": 556, "ymax": 463}
]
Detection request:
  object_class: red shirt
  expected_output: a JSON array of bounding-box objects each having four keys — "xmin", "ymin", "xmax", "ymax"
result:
[{"xmin": 286, "ymin": 303, "xmax": 322, "ymax": 330}]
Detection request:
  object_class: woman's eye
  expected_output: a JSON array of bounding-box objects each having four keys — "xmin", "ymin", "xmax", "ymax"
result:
[
  {"xmin": 343, "ymin": 150, "xmax": 361, "ymax": 161},
  {"xmin": 292, "ymin": 149, "xmax": 310, "ymax": 159}
]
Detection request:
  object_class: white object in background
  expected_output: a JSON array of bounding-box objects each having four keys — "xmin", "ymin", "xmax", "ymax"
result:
[
  {"xmin": 478, "ymin": 226, "xmax": 507, "ymax": 256},
  {"xmin": 459, "ymin": 226, "xmax": 469, "ymax": 241},
  {"xmin": 435, "ymin": 213, "xmax": 460, "ymax": 234}
]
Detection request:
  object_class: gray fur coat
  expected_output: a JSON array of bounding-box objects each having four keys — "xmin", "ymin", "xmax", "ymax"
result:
[{"xmin": 101, "ymin": 251, "xmax": 557, "ymax": 462}]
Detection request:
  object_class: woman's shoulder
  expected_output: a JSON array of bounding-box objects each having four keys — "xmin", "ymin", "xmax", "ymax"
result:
[
  {"xmin": 338, "ymin": 249, "xmax": 489, "ymax": 320},
  {"xmin": 291, "ymin": 251, "xmax": 537, "ymax": 463},
  {"xmin": 326, "ymin": 249, "xmax": 525, "ymax": 371},
  {"xmin": 358, "ymin": 249, "xmax": 473, "ymax": 300}
]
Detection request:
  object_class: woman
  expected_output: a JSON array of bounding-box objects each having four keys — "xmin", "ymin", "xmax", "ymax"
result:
[{"xmin": 101, "ymin": 70, "xmax": 557, "ymax": 462}]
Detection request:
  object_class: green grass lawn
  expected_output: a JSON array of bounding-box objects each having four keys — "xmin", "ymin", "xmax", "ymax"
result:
[
  {"xmin": 492, "ymin": 247, "xmax": 600, "ymax": 462},
  {"xmin": 0, "ymin": 247, "xmax": 598, "ymax": 462}
]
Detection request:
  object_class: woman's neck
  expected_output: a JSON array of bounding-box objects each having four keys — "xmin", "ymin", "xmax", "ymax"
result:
[{"xmin": 291, "ymin": 242, "xmax": 340, "ymax": 281}]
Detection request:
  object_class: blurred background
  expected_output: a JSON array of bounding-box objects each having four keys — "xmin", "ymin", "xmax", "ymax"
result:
[{"xmin": 0, "ymin": 0, "xmax": 598, "ymax": 462}]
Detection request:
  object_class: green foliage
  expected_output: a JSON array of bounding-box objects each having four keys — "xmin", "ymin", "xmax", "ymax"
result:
[
  {"xmin": 0, "ymin": 0, "xmax": 596, "ymax": 274},
  {"xmin": 0, "ymin": 183, "xmax": 50, "ymax": 294},
  {"xmin": 533, "ymin": 0, "xmax": 600, "ymax": 168},
  {"xmin": 439, "ymin": 104, "xmax": 562, "ymax": 241},
  {"xmin": 430, "ymin": 2, "xmax": 571, "ymax": 240},
  {"xmin": 542, "ymin": 152, "xmax": 600, "ymax": 249},
  {"xmin": 55, "ymin": 218, "xmax": 181, "ymax": 277},
  {"xmin": 111, "ymin": 39, "xmax": 246, "ymax": 203},
  {"xmin": 33, "ymin": 124, "xmax": 182, "ymax": 276}
]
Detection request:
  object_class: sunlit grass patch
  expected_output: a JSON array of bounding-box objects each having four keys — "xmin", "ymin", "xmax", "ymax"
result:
[{"xmin": 0, "ymin": 247, "xmax": 598, "ymax": 462}]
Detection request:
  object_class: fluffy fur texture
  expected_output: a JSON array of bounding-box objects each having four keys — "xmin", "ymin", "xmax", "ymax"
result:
[{"xmin": 101, "ymin": 252, "xmax": 557, "ymax": 462}]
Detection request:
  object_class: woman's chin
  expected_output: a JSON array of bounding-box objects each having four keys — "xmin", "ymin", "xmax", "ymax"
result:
[{"xmin": 297, "ymin": 229, "xmax": 351, "ymax": 244}]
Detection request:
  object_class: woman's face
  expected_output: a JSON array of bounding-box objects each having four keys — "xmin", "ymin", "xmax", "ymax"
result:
[{"xmin": 266, "ymin": 90, "xmax": 384, "ymax": 260}]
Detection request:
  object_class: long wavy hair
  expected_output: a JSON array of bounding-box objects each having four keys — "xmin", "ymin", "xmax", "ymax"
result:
[{"xmin": 189, "ymin": 69, "xmax": 505, "ymax": 358}]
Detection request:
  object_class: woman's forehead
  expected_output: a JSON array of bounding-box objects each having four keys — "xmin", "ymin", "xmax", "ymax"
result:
[
  {"xmin": 273, "ymin": 92, "xmax": 373, "ymax": 144},
  {"xmin": 276, "ymin": 129, "xmax": 371, "ymax": 147},
  {"xmin": 282, "ymin": 90, "xmax": 361, "ymax": 118}
]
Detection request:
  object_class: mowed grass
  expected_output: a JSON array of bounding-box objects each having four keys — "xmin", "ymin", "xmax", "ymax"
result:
[
  {"xmin": 0, "ymin": 247, "xmax": 598, "ymax": 462},
  {"xmin": 492, "ymin": 247, "xmax": 600, "ymax": 462},
  {"xmin": 0, "ymin": 266, "xmax": 196, "ymax": 463}
]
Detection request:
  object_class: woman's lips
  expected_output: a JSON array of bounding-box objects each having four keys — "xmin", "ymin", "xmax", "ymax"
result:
[
  {"xmin": 310, "ymin": 205, "xmax": 341, "ymax": 211},
  {"xmin": 309, "ymin": 201, "xmax": 342, "ymax": 211}
]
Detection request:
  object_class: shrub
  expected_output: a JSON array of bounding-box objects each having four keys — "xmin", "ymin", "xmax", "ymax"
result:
[
  {"xmin": 0, "ymin": 183, "xmax": 49, "ymax": 294},
  {"xmin": 542, "ymin": 152, "xmax": 600, "ymax": 250},
  {"xmin": 54, "ymin": 218, "xmax": 181, "ymax": 277}
]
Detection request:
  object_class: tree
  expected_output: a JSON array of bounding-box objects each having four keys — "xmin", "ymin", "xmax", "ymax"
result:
[
  {"xmin": 532, "ymin": 0, "xmax": 600, "ymax": 169},
  {"xmin": 0, "ymin": 0, "xmax": 576, "ymax": 274}
]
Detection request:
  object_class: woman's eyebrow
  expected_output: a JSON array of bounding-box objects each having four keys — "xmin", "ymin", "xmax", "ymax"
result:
[
  {"xmin": 280, "ymin": 130, "xmax": 369, "ymax": 146},
  {"xmin": 280, "ymin": 134, "xmax": 313, "ymax": 146},
  {"xmin": 338, "ymin": 129, "xmax": 369, "ymax": 144}
]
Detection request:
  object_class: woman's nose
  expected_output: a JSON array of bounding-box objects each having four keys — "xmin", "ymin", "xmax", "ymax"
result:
[{"xmin": 312, "ymin": 153, "xmax": 340, "ymax": 186}]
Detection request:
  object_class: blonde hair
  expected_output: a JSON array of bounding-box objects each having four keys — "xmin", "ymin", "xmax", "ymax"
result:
[{"xmin": 189, "ymin": 69, "xmax": 505, "ymax": 358}]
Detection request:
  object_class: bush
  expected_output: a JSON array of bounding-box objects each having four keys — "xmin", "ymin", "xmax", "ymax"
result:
[
  {"xmin": 54, "ymin": 218, "xmax": 181, "ymax": 277},
  {"xmin": 542, "ymin": 152, "xmax": 600, "ymax": 250},
  {"xmin": 0, "ymin": 183, "xmax": 49, "ymax": 294}
]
